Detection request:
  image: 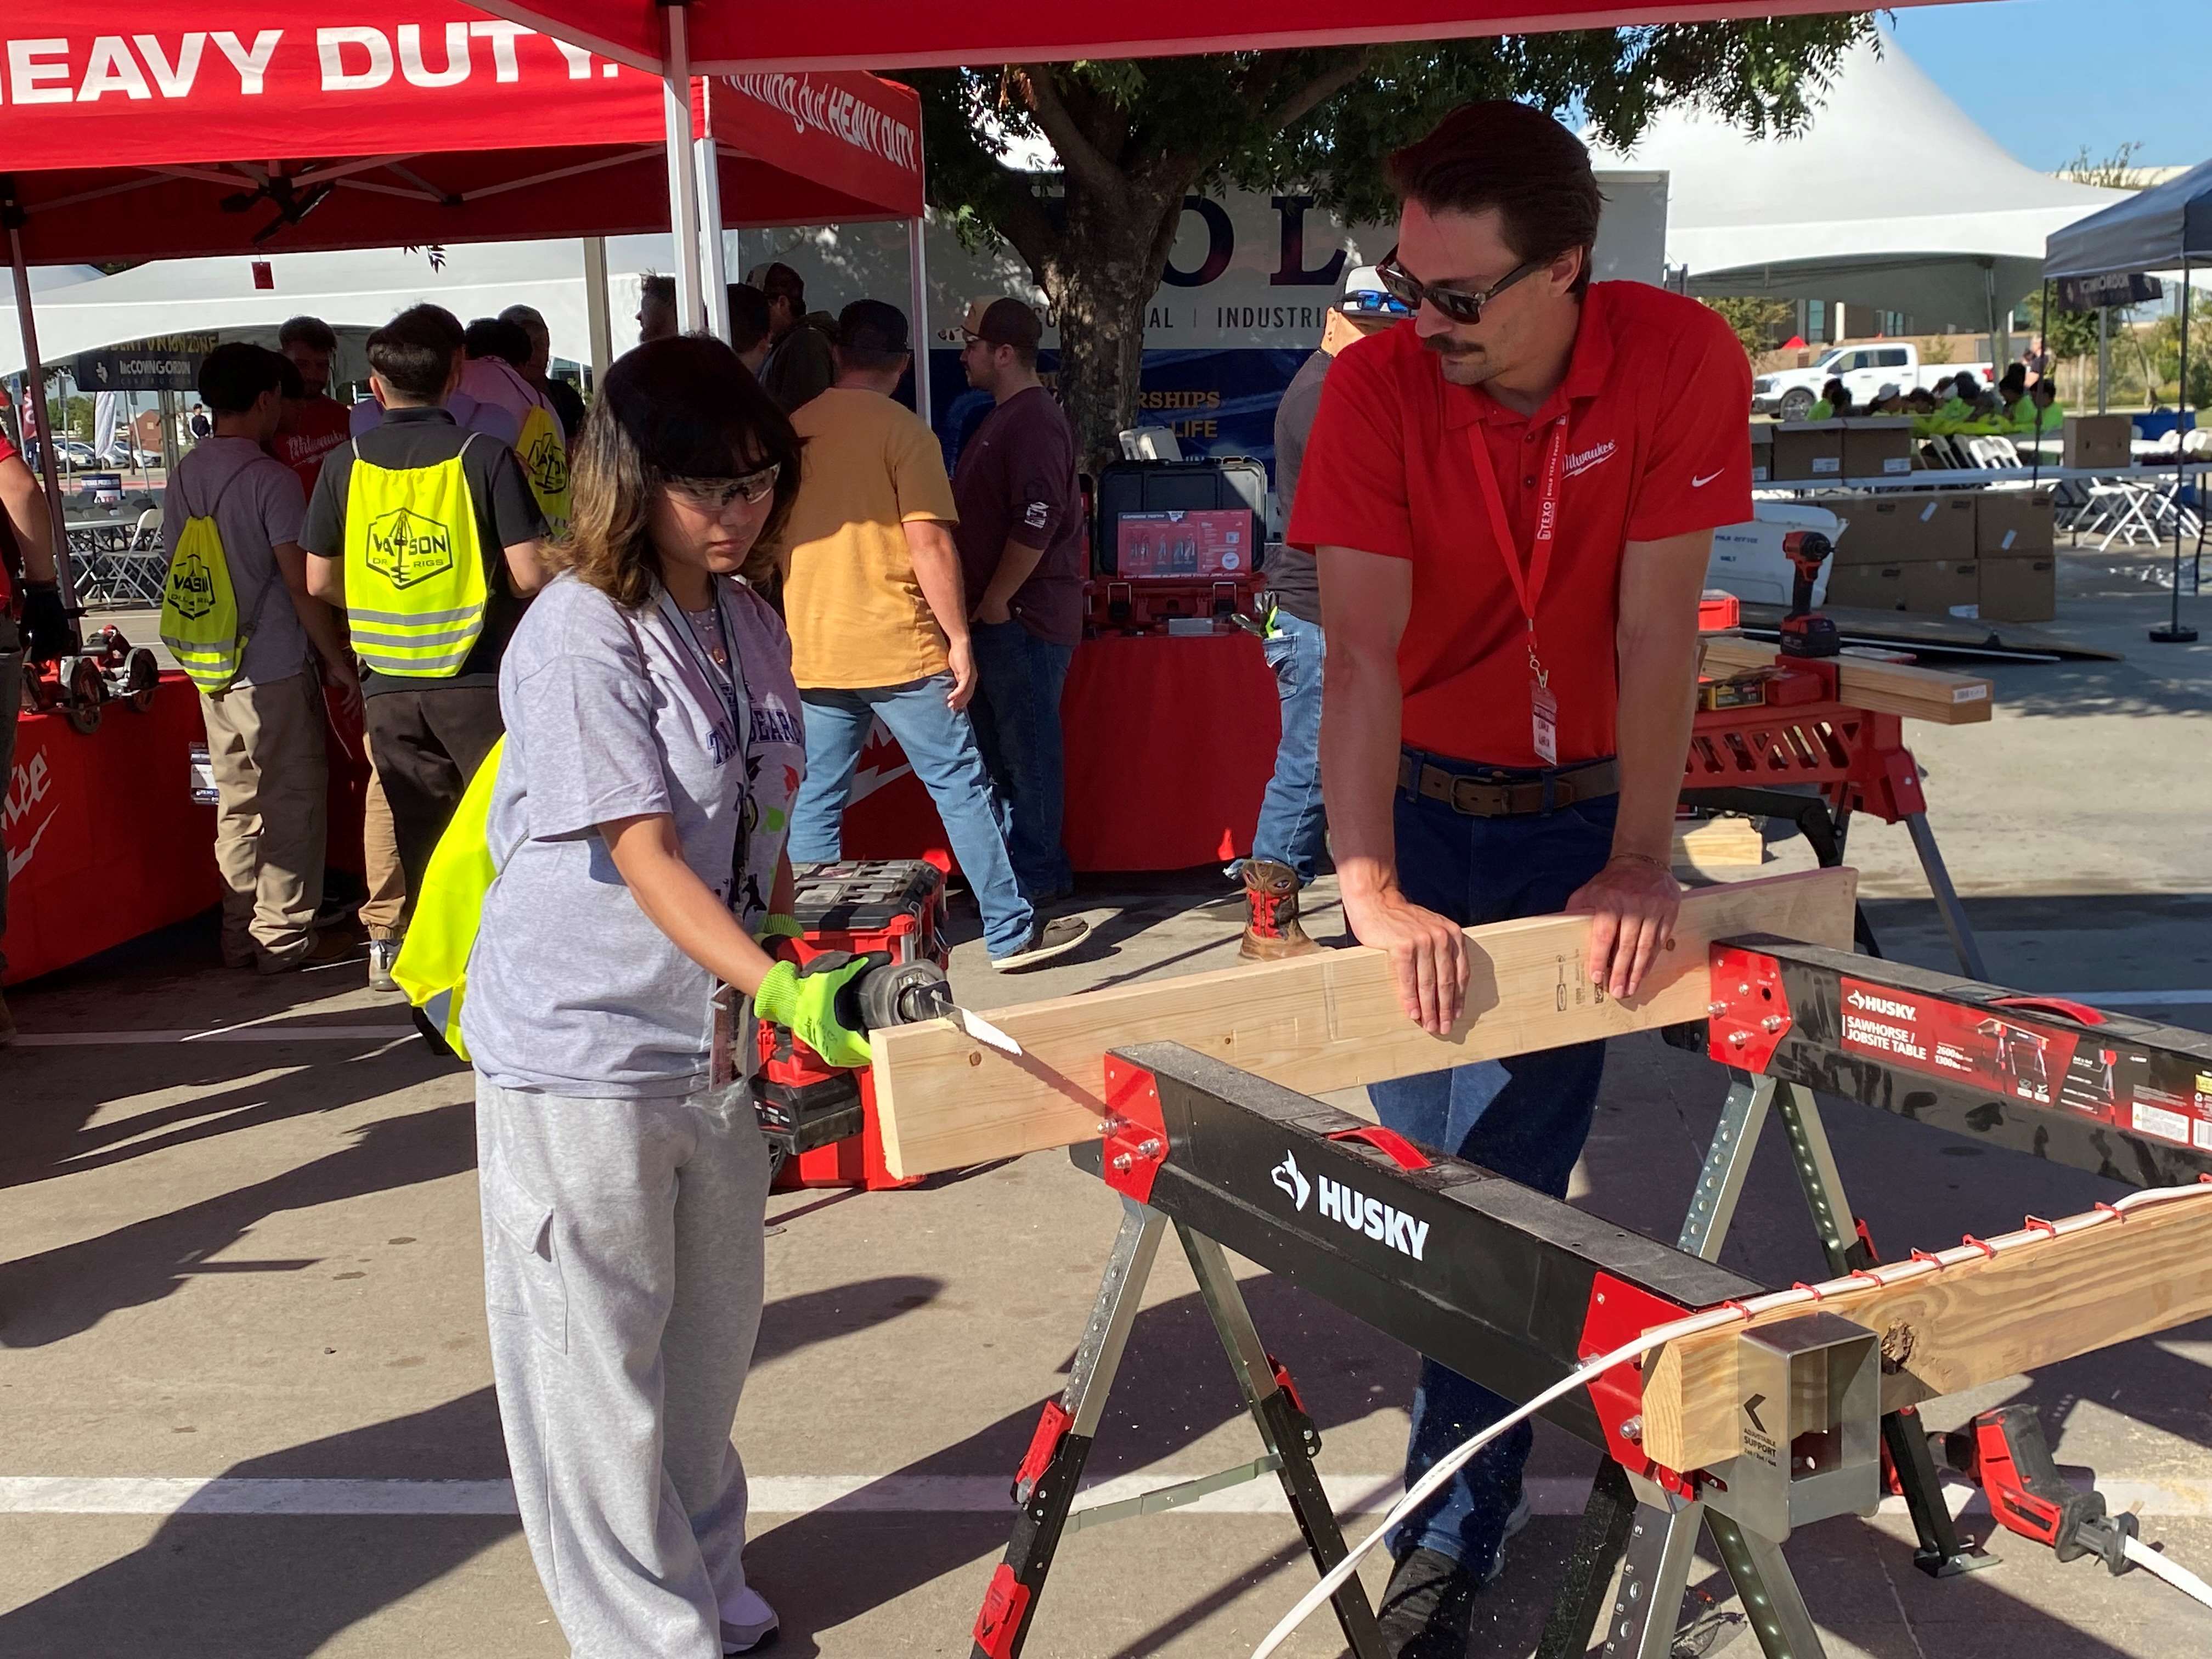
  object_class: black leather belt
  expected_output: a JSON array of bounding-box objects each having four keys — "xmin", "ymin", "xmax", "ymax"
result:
[{"xmin": 1396, "ymin": 752, "xmax": 1620, "ymax": 818}]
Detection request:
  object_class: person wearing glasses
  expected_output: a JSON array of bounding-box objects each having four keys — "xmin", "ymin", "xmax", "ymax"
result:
[
  {"xmin": 1286, "ymin": 101, "xmax": 1752, "ymax": 1652},
  {"xmin": 775, "ymin": 300, "xmax": 1090, "ymax": 972},
  {"xmin": 461, "ymin": 335, "xmax": 837, "ymax": 1658}
]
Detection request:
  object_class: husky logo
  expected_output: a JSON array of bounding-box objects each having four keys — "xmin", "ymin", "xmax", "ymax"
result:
[
  {"xmin": 1272, "ymin": 1151, "xmax": 1311, "ymax": 1212},
  {"xmin": 365, "ymin": 508, "xmax": 455, "ymax": 588},
  {"xmin": 523, "ymin": 427, "xmax": 569, "ymax": 496},
  {"xmin": 166, "ymin": 552, "xmax": 217, "ymax": 620},
  {"xmin": 1318, "ymin": 1174, "xmax": 1430, "ymax": 1261}
]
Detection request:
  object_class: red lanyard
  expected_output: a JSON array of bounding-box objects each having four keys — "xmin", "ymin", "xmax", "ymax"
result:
[{"xmin": 1466, "ymin": 415, "xmax": 1568, "ymax": 687}]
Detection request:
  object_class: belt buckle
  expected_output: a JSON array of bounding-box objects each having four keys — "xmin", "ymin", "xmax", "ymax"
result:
[{"xmin": 1450, "ymin": 776, "xmax": 1496, "ymax": 817}]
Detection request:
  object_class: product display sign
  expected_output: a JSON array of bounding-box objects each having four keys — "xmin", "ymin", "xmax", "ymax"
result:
[
  {"xmin": 1114, "ymin": 509, "xmax": 1253, "ymax": 579},
  {"xmin": 74, "ymin": 335, "xmax": 218, "ymax": 392}
]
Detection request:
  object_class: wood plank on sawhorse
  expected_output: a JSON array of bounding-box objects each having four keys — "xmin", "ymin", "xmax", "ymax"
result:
[{"xmin": 872, "ymin": 867, "xmax": 1858, "ymax": 1178}]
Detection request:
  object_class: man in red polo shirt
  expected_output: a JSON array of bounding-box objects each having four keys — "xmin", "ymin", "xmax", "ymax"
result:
[
  {"xmin": 273, "ymin": 316, "xmax": 353, "ymax": 499},
  {"xmin": 1289, "ymin": 101, "xmax": 1751, "ymax": 1653}
]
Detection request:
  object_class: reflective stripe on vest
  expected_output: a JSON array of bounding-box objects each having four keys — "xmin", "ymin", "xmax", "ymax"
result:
[
  {"xmin": 390, "ymin": 733, "xmax": 506, "ymax": 1062},
  {"xmin": 159, "ymin": 462, "xmax": 270, "ymax": 693},
  {"xmin": 515, "ymin": 403, "xmax": 572, "ymax": 538},
  {"xmin": 343, "ymin": 433, "xmax": 489, "ymax": 678}
]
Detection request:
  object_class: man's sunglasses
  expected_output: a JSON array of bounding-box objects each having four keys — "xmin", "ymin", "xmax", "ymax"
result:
[
  {"xmin": 667, "ymin": 464, "xmax": 781, "ymax": 512},
  {"xmin": 1376, "ymin": 249, "xmax": 1543, "ymax": 326}
]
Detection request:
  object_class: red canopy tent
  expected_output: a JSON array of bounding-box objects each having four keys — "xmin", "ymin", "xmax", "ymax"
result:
[{"xmin": 1, "ymin": 7, "xmax": 923, "ymax": 576}]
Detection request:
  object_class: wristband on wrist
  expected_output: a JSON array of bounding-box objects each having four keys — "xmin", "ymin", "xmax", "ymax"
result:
[{"xmin": 1607, "ymin": 850, "xmax": 1671, "ymax": 875}]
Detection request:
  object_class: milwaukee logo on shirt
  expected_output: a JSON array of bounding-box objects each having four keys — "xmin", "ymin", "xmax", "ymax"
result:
[
  {"xmin": 1562, "ymin": 438, "xmax": 1617, "ymax": 479},
  {"xmin": 1273, "ymin": 1151, "xmax": 1430, "ymax": 1260}
]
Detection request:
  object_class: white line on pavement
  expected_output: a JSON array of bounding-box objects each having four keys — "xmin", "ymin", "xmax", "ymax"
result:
[
  {"xmin": 9, "ymin": 1474, "xmax": 2212, "ymax": 1520},
  {"xmin": 13, "ymin": 1026, "xmax": 413, "ymax": 1046}
]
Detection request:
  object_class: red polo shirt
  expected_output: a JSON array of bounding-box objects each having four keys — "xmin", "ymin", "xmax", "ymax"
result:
[{"xmin": 1287, "ymin": 280, "xmax": 1752, "ymax": 766}]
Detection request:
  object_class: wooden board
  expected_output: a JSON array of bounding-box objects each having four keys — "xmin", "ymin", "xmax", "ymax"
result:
[
  {"xmin": 870, "ymin": 866, "xmax": 1857, "ymax": 1179},
  {"xmin": 1699, "ymin": 634, "xmax": 1993, "ymax": 725},
  {"xmin": 1640, "ymin": 1188, "xmax": 2212, "ymax": 1473},
  {"xmin": 1674, "ymin": 817, "xmax": 1767, "ymax": 871}
]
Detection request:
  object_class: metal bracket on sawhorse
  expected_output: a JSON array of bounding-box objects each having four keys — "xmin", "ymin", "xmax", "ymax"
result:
[
  {"xmin": 970, "ymin": 1197, "xmax": 1387, "ymax": 1659},
  {"xmin": 1536, "ymin": 1071, "xmax": 1995, "ymax": 1659}
]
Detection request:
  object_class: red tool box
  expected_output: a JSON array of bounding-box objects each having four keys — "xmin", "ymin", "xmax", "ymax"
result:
[
  {"xmin": 1085, "ymin": 574, "xmax": 1260, "ymax": 635},
  {"xmin": 754, "ymin": 856, "xmax": 948, "ymax": 1192}
]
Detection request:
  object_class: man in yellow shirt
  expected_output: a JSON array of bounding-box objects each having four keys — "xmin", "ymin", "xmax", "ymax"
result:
[
  {"xmin": 2013, "ymin": 379, "xmax": 2066, "ymax": 441},
  {"xmin": 780, "ymin": 300, "xmax": 1089, "ymax": 971}
]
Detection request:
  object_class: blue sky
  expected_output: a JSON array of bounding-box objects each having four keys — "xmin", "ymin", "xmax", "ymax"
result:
[{"xmin": 1891, "ymin": 0, "xmax": 2212, "ymax": 172}]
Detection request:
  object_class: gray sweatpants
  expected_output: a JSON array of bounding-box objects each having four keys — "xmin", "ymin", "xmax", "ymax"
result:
[{"xmin": 476, "ymin": 1076, "xmax": 773, "ymax": 1659}]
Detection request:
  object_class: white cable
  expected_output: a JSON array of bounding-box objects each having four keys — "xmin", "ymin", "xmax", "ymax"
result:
[
  {"xmin": 2123, "ymin": 1532, "xmax": 2212, "ymax": 1613},
  {"xmin": 1250, "ymin": 1180, "xmax": 2210, "ymax": 1659}
]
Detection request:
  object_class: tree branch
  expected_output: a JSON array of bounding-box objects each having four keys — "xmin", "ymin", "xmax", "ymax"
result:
[
  {"xmin": 1262, "ymin": 48, "xmax": 1374, "ymax": 134},
  {"xmin": 1013, "ymin": 65, "xmax": 1127, "ymax": 207}
]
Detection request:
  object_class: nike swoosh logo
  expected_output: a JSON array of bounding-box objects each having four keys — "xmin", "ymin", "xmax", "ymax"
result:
[{"xmin": 1691, "ymin": 469, "xmax": 1725, "ymax": 488}]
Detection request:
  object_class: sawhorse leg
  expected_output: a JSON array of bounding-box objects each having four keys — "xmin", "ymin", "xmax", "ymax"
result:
[{"xmin": 971, "ymin": 1198, "xmax": 1386, "ymax": 1659}]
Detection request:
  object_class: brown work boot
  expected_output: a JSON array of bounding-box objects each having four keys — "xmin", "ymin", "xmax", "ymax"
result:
[{"xmin": 1240, "ymin": 860, "xmax": 1319, "ymax": 961}]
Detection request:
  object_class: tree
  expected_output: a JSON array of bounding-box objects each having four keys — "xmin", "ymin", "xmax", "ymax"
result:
[
  {"xmin": 2041, "ymin": 143, "xmax": 2149, "ymax": 374},
  {"xmin": 1703, "ymin": 297, "xmax": 1795, "ymax": 359},
  {"xmin": 909, "ymin": 20, "xmax": 1873, "ymax": 471}
]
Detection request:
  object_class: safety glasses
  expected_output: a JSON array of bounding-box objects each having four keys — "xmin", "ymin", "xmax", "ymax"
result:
[
  {"xmin": 1376, "ymin": 248, "xmax": 1543, "ymax": 326},
  {"xmin": 667, "ymin": 464, "xmax": 781, "ymax": 514}
]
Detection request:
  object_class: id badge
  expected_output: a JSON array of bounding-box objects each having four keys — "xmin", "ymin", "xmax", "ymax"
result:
[{"xmin": 1531, "ymin": 680, "xmax": 1559, "ymax": 767}]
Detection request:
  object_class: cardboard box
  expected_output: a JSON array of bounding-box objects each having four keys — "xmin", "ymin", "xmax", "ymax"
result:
[
  {"xmin": 1842, "ymin": 417, "xmax": 1916, "ymax": 479},
  {"xmin": 1974, "ymin": 489, "xmax": 2055, "ymax": 558},
  {"xmin": 1750, "ymin": 424, "xmax": 1773, "ymax": 485},
  {"xmin": 1824, "ymin": 563, "xmax": 1908, "ymax": 611},
  {"xmin": 1979, "ymin": 555, "xmax": 2056, "ymax": 622},
  {"xmin": 2064, "ymin": 414, "xmax": 2134, "ymax": 470},
  {"xmin": 1825, "ymin": 492, "xmax": 1976, "ymax": 565},
  {"xmin": 1770, "ymin": 420, "xmax": 1846, "ymax": 481},
  {"xmin": 1903, "ymin": 559, "xmax": 1982, "ymax": 617}
]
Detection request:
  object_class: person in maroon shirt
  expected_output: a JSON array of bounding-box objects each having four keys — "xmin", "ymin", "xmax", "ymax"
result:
[
  {"xmin": 1287, "ymin": 101, "xmax": 1751, "ymax": 1651},
  {"xmin": 953, "ymin": 298, "xmax": 1084, "ymax": 903}
]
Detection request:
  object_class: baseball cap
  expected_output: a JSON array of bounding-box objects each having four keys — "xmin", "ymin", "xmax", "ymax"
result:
[
  {"xmin": 963, "ymin": 296, "xmax": 1043, "ymax": 351},
  {"xmin": 1339, "ymin": 264, "xmax": 1412, "ymax": 321}
]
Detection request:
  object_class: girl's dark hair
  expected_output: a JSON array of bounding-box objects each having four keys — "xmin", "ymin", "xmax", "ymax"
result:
[
  {"xmin": 546, "ymin": 334, "xmax": 802, "ymax": 607},
  {"xmin": 1386, "ymin": 101, "xmax": 1603, "ymax": 296}
]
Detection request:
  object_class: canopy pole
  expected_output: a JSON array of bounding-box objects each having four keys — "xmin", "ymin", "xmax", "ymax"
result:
[
  {"xmin": 696, "ymin": 135, "xmax": 729, "ymax": 343},
  {"xmin": 583, "ymin": 237, "xmax": 613, "ymax": 387},
  {"xmin": 2031, "ymin": 279, "xmax": 2050, "ymax": 489},
  {"xmin": 907, "ymin": 125, "xmax": 932, "ymax": 432},
  {"xmin": 2153, "ymin": 259, "xmax": 2197, "ymax": 644},
  {"xmin": 2097, "ymin": 304, "xmax": 2110, "ymax": 414},
  {"xmin": 659, "ymin": 3, "xmax": 704, "ymax": 334},
  {"xmin": 5, "ymin": 201, "xmax": 82, "ymax": 639}
]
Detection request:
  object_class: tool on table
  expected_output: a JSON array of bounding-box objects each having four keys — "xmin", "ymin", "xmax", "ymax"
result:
[
  {"xmin": 1776, "ymin": 529, "xmax": 1839, "ymax": 659},
  {"xmin": 1941, "ymin": 1404, "xmax": 2212, "ymax": 1611}
]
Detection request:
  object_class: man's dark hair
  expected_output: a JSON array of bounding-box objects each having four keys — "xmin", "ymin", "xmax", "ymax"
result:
[
  {"xmin": 466, "ymin": 316, "xmax": 534, "ymax": 369},
  {"xmin": 366, "ymin": 303, "xmax": 465, "ymax": 401},
  {"xmin": 641, "ymin": 274, "xmax": 676, "ymax": 310},
  {"xmin": 758, "ymin": 262, "xmax": 806, "ymax": 311},
  {"xmin": 1386, "ymin": 100, "xmax": 1603, "ymax": 297},
  {"xmin": 275, "ymin": 354, "xmax": 306, "ymax": 401},
  {"xmin": 277, "ymin": 315, "xmax": 338, "ymax": 354},
  {"xmin": 726, "ymin": 283, "xmax": 772, "ymax": 353},
  {"xmin": 1999, "ymin": 364, "xmax": 2029, "ymax": 399},
  {"xmin": 837, "ymin": 299, "xmax": 910, "ymax": 373},
  {"xmin": 2032, "ymin": 377, "xmax": 2058, "ymax": 403},
  {"xmin": 198, "ymin": 343, "xmax": 287, "ymax": 415}
]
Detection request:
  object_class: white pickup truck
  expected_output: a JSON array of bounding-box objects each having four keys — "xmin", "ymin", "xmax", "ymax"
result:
[{"xmin": 1753, "ymin": 343, "xmax": 1994, "ymax": 419}]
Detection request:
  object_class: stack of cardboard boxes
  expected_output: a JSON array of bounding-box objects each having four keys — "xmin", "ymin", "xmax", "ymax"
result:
[
  {"xmin": 1765, "ymin": 417, "xmax": 1916, "ymax": 483},
  {"xmin": 1815, "ymin": 490, "xmax": 2056, "ymax": 623}
]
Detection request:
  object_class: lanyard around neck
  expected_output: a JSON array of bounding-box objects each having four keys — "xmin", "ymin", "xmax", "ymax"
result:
[
  {"xmin": 654, "ymin": 584, "xmax": 750, "ymax": 743},
  {"xmin": 1465, "ymin": 415, "xmax": 1571, "ymax": 650}
]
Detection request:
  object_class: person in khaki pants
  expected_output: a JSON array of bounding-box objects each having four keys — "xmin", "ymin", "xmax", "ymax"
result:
[
  {"xmin": 358, "ymin": 752, "xmax": 406, "ymax": 990},
  {"xmin": 164, "ymin": 345, "xmax": 363, "ymax": 974}
]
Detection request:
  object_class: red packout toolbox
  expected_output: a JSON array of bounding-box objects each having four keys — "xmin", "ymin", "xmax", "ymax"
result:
[
  {"xmin": 1086, "ymin": 574, "xmax": 1260, "ymax": 635},
  {"xmin": 755, "ymin": 856, "xmax": 949, "ymax": 1192}
]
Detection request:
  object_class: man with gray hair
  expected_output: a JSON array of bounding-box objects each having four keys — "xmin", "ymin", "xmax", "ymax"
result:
[{"xmin": 498, "ymin": 303, "xmax": 586, "ymax": 440}]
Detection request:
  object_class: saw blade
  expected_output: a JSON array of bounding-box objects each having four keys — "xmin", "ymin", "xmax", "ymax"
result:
[{"xmin": 953, "ymin": 1003, "xmax": 1024, "ymax": 1057}]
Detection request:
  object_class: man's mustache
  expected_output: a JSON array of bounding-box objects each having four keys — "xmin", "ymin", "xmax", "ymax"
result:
[{"xmin": 1421, "ymin": 336, "xmax": 1482, "ymax": 358}]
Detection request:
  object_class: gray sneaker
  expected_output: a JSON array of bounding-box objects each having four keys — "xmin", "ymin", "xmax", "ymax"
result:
[
  {"xmin": 990, "ymin": 914, "xmax": 1091, "ymax": 972},
  {"xmin": 368, "ymin": 939, "xmax": 402, "ymax": 994}
]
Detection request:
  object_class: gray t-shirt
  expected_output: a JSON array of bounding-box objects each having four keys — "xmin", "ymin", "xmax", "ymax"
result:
[
  {"xmin": 162, "ymin": 438, "xmax": 313, "ymax": 686},
  {"xmin": 461, "ymin": 572, "xmax": 807, "ymax": 1098}
]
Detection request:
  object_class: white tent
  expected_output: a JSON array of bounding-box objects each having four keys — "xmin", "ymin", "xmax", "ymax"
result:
[
  {"xmin": 1597, "ymin": 30, "xmax": 2128, "ymax": 331},
  {"xmin": 2045, "ymin": 159, "xmax": 2212, "ymax": 281},
  {"xmin": 0, "ymin": 239, "xmax": 680, "ymax": 383}
]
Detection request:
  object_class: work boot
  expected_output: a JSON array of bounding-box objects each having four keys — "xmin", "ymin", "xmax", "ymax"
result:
[
  {"xmin": 1378, "ymin": 1547, "xmax": 1476, "ymax": 1658},
  {"xmin": 1240, "ymin": 859, "xmax": 1318, "ymax": 961}
]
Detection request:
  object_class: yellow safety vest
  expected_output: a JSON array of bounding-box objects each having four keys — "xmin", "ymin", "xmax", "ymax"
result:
[
  {"xmin": 391, "ymin": 735, "xmax": 505, "ymax": 1059},
  {"xmin": 1806, "ymin": 400, "xmax": 1833, "ymax": 422},
  {"xmin": 160, "ymin": 464, "xmax": 275, "ymax": 693},
  {"xmin": 515, "ymin": 404, "xmax": 572, "ymax": 539},
  {"xmin": 343, "ymin": 433, "xmax": 489, "ymax": 678}
]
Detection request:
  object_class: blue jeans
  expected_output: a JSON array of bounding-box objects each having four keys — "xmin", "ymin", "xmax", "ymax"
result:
[
  {"xmin": 968, "ymin": 619, "xmax": 1074, "ymax": 899},
  {"xmin": 1250, "ymin": 612, "xmax": 1329, "ymax": 883},
  {"xmin": 1369, "ymin": 767, "xmax": 1618, "ymax": 1576},
  {"xmin": 789, "ymin": 676, "xmax": 1035, "ymax": 960}
]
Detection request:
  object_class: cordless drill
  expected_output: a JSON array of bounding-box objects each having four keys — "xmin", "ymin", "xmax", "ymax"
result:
[{"xmin": 1777, "ymin": 529, "xmax": 1839, "ymax": 660}]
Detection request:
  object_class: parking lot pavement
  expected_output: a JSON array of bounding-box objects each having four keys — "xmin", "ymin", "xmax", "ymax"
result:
[{"xmin": 5, "ymin": 562, "xmax": 2210, "ymax": 1655}]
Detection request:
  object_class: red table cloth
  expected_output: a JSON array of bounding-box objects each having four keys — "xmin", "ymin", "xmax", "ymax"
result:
[{"xmin": 843, "ymin": 631, "xmax": 1281, "ymax": 872}]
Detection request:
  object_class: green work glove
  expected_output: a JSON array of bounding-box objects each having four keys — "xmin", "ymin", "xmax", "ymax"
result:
[
  {"xmin": 756, "ymin": 913, "xmax": 804, "ymax": 957},
  {"xmin": 754, "ymin": 951, "xmax": 876, "ymax": 1069}
]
